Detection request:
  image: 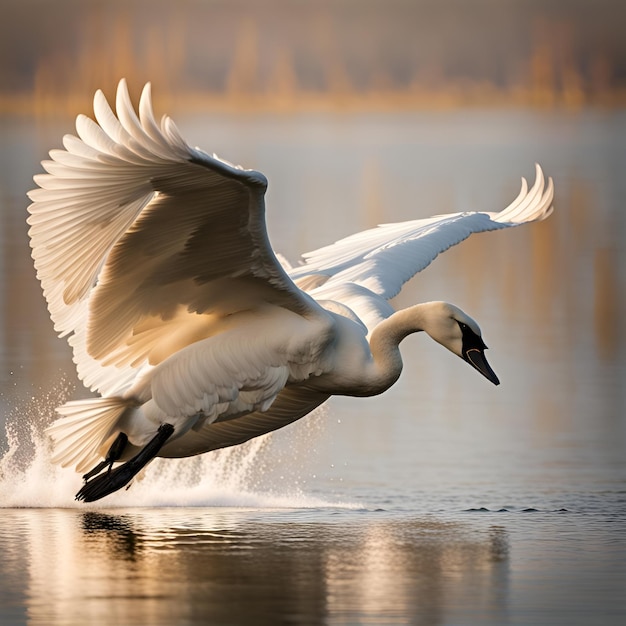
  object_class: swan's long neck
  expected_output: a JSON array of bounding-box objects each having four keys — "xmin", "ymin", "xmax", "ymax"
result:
[{"xmin": 366, "ymin": 304, "xmax": 430, "ymax": 394}]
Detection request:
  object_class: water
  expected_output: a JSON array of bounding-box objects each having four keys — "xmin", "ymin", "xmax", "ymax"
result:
[{"xmin": 1, "ymin": 108, "xmax": 625, "ymax": 625}]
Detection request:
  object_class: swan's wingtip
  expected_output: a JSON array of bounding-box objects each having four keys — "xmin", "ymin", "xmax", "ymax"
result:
[
  {"xmin": 141, "ymin": 81, "xmax": 153, "ymax": 98},
  {"xmin": 494, "ymin": 163, "xmax": 554, "ymax": 225}
]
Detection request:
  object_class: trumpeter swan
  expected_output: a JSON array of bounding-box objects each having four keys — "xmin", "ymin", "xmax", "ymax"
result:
[{"xmin": 27, "ymin": 80, "xmax": 554, "ymax": 502}]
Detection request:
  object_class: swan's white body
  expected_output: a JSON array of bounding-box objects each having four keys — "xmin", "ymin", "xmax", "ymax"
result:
[{"xmin": 27, "ymin": 81, "xmax": 554, "ymax": 490}]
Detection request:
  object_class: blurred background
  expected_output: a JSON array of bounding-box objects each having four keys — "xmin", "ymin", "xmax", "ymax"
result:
[
  {"xmin": 2, "ymin": 0, "xmax": 626, "ymax": 115},
  {"xmin": 0, "ymin": 0, "xmax": 624, "ymax": 485}
]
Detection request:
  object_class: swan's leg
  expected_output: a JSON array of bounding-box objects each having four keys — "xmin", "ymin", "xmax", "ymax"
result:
[
  {"xmin": 75, "ymin": 424, "xmax": 175, "ymax": 503},
  {"xmin": 82, "ymin": 432, "xmax": 129, "ymax": 481}
]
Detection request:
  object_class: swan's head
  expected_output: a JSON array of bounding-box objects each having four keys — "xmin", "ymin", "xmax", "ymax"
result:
[{"xmin": 423, "ymin": 302, "xmax": 500, "ymax": 386}]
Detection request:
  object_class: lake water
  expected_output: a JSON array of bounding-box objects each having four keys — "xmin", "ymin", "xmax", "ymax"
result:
[{"xmin": 0, "ymin": 107, "xmax": 625, "ymax": 625}]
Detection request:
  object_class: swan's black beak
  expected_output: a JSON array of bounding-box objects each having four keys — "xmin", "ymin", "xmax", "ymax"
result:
[
  {"xmin": 462, "ymin": 347, "xmax": 500, "ymax": 385},
  {"xmin": 458, "ymin": 321, "xmax": 500, "ymax": 385}
]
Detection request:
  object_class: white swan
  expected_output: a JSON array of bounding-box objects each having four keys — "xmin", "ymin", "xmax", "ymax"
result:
[{"xmin": 27, "ymin": 80, "xmax": 554, "ymax": 501}]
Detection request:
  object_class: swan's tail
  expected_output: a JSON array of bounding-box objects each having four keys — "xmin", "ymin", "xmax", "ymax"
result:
[{"xmin": 46, "ymin": 397, "xmax": 132, "ymax": 473}]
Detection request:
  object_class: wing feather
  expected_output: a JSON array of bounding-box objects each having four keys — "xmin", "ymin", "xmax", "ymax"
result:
[
  {"xmin": 292, "ymin": 163, "xmax": 554, "ymax": 305},
  {"xmin": 27, "ymin": 79, "xmax": 314, "ymax": 396}
]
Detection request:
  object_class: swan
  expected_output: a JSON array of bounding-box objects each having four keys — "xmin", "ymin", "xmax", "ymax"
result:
[{"xmin": 27, "ymin": 80, "xmax": 554, "ymax": 502}]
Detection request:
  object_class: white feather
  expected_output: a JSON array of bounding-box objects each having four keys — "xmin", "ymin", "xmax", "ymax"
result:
[
  {"xmin": 290, "ymin": 164, "xmax": 553, "ymax": 329},
  {"xmin": 28, "ymin": 80, "xmax": 554, "ymax": 493},
  {"xmin": 47, "ymin": 397, "xmax": 130, "ymax": 472}
]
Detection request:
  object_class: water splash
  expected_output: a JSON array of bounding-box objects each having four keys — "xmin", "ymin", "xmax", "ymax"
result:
[{"xmin": 0, "ymin": 380, "xmax": 358, "ymax": 510}]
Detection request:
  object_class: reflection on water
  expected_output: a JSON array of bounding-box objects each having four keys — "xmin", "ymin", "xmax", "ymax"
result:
[{"xmin": 2, "ymin": 508, "xmax": 510, "ymax": 625}]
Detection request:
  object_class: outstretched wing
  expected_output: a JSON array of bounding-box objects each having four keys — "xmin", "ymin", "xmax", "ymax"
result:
[
  {"xmin": 27, "ymin": 79, "xmax": 313, "ymax": 396},
  {"xmin": 290, "ymin": 164, "xmax": 554, "ymax": 307}
]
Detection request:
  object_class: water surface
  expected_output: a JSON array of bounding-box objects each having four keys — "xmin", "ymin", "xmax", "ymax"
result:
[{"xmin": 0, "ymin": 108, "xmax": 625, "ymax": 625}]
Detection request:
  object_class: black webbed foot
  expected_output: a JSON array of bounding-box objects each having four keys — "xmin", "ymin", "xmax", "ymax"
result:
[
  {"xmin": 76, "ymin": 424, "xmax": 175, "ymax": 503},
  {"xmin": 82, "ymin": 432, "xmax": 129, "ymax": 482}
]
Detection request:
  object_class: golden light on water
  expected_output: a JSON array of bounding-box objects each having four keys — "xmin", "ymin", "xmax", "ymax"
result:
[{"xmin": 12, "ymin": 509, "xmax": 511, "ymax": 625}]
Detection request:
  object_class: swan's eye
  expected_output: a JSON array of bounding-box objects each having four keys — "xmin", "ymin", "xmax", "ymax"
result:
[{"xmin": 458, "ymin": 321, "xmax": 487, "ymax": 350}]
